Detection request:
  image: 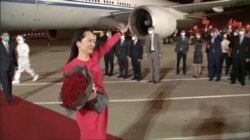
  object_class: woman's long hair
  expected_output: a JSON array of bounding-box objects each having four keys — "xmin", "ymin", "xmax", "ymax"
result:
[{"xmin": 67, "ymin": 27, "xmax": 93, "ymax": 63}]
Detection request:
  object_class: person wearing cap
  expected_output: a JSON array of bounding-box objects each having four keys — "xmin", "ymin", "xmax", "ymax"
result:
[
  {"xmin": 0, "ymin": 31, "xmax": 17, "ymax": 104},
  {"xmin": 207, "ymin": 28, "xmax": 223, "ymax": 81},
  {"xmin": 145, "ymin": 26, "xmax": 163, "ymax": 84},
  {"xmin": 12, "ymin": 35, "xmax": 39, "ymax": 84},
  {"xmin": 63, "ymin": 23, "xmax": 128, "ymax": 139},
  {"xmin": 231, "ymin": 28, "xmax": 250, "ymax": 86}
]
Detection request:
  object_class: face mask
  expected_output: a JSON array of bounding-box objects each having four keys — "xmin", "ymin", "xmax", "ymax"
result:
[
  {"xmin": 196, "ymin": 35, "xmax": 201, "ymax": 39},
  {"xmin": 121, "ymin": 36, "xmax": 125, "ymax": 39},
  {"xmin": 132, "ymin": 37, "xmax": 137, "ymax": 40},
  {"xmin": 223, "ymin": 35, "xmax": 227, "ymax": 38},
  {"xmin": 233, "ymin": 32, "xmax": 238, "ymax": 36},
  {"xmin": 3, "ymin": 35, "xmax": 10, "ymax": 42},
  {"xmin": 17, "ymin": 40, "xmax": 24, "ymax": 44},
  {"xmin": 148, "ymin": 30, "xmax": 153, "ymax": 35},
  {"xmin": 239, "ymin": 31, "xmax": 245, "ymax": 36},
  {"xmin": 181, "ymin": 33, "xmax": 185, "ymax": 36},
  {"xmin": 210, "ymin": 33, "xmax": 214, "ymax": 37},
  {"xmin": 213, "ymin": 33, "xmax": 218, "ymax": 37}
]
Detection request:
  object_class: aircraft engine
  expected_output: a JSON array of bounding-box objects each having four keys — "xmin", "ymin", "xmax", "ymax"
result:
[
  {"xmin": 47, "ymin": 29, "xmax": 58, "ymax": 40},
  {"xmin": 46, "ymin": 29, "xmax": 75, "ymax": 40},
  {"xmin": 128, "ymin": 5, "xmax": 177, "ymax": 38}
]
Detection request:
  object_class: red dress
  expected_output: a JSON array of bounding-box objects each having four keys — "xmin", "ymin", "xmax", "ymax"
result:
[{"xmin": 63, "ymin": 33, "xmax": 120, "ymax": 140}]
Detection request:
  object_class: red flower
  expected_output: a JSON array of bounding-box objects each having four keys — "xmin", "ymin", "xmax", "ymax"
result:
[{"xmin": 60, "ymin": 72, "xmax": 88, "ymax": 110}]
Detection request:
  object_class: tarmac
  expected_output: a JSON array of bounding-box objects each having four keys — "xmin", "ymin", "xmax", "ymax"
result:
[{"xmin": 11, "ymin": 39, "xmax": 250, "ymax": 140}]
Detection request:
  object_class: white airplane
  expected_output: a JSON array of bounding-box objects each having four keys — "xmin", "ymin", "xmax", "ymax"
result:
[{"xmin": 1, "ymin": 0, "xmax": 250, "ymax": 39}]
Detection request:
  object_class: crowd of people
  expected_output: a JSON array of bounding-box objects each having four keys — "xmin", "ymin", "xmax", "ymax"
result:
[
  {"xmin": 95, "ymin": 26, "xmax": 250, "ymax": 86},
  {"xmin": 1, "ymin": 23, "xmax": 250, "ymax": 139}
]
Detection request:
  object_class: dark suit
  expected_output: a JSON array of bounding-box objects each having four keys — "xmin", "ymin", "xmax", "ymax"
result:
[
  {"xmin": 207, "ymin": 36, "xmax": 223, "ymax": 81},
  {"xmin": 0, "ymin": 41, "xmax": 17, "ymax": 103},
  {"xmin": 175, "ymin": 36, "xmax": 189, "ymax": 74},
  {"xmin": 115, "ymin": 38, "xmax": 130, "ymax": 78},
  {"xmin": 130, "ymin": 39, "xmax": 143, "ymax": 80},
  {"xmin": 231, "ymin": 36, "xmax": 250, "ymax": 85},
  {"xmin": 102, "ymin": 37, "xmax": 115, "ymax": 76}
]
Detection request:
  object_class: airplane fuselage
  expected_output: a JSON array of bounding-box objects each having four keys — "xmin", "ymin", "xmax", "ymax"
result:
[{"xmin": 0, "ymin": 0, "xmax": 176, "ymax": 30}]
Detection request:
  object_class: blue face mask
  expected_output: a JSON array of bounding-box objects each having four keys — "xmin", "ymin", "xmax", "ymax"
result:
[{"xmin": 3, "ymin": 34, "xmax": 10, "ymax": 42}]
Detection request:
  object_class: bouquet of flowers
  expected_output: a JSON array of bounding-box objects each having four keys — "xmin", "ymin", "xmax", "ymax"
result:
[{"xmin": 60, "ymin": 66, "xmax": 109, "ymax": 113}]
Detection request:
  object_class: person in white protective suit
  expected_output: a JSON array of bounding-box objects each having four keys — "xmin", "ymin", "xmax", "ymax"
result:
[{"xmin": 12, "ymin": 35, "xmax": 39, "ymax": 84}]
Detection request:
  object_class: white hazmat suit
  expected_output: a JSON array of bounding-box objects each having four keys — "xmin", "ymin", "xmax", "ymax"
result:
[{"xmin": 12, "ymin": 35, "xmax": 39, "ymax": 84}]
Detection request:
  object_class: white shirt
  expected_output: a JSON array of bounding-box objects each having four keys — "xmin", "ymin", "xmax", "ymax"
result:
[
  {"xmin": 2, "ymin": 41, "xmax": 9, "ymax": 53},
  {"xmin": 221, "ymin": 39, "xmax": 230, "ymax": 53},
  {"xmin": 150, "ymin": 34, "xmax": 155, "ymax": 51},
  {"xmin": 239, "ymin": 36, "xmax": 244, "ymax": 45},
  {"xmin": 120, "ymin": 38, "xmax": 125, "ymax": 46},
  {"xmin": 133, "ymin": 39, "xmax": 137, "ymax": 45}
]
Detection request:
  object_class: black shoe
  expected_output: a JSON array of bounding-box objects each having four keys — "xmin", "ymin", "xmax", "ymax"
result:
[
  {"xmin": 131, "ymin": 77, "xmax": 137, "ymax": 80},
  {"xmin": 209, "ymin": 78, "xmax": 213, "ymax": 81},
  {"xmin": 153, "ymin": 81, "xmax": 159, "ymax": 84},
  {"xmin": 137, "ymin": 78, "xmax": 141, "ymax": 81},
  {"xmin": 240, "ymin": 82, "xmax": 245, "ymax": 86},
  {"xmin": 230, "ymin": 81, "xmax": 236, "ymax": 84},
  {"xmin": 215, "ymin": 79, "xmax": 221, "ymax": 81},
  {"xmin": 104, "ymin": 73, "xmax": 108, "ymax": 76},
  {"xmin": 147, "ymin": 80, "xmax": 154, "ymax": 83},
  {"xmin": 108, "ymin": 73, "xmax": 113, "ymax": 77},
  {"xmin": 117, "ymin": 75, "xmax": 123, "ymax": 78}
]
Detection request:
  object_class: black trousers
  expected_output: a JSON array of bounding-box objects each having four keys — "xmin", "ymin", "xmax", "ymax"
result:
[
  {"xmin": 208, "ymin": 55, "xmax": 222, "ymax": 80},
  {"xmin": 231, "ymin": 56, "xmax": 246, "ymax": 84},
  {"xmin": 104, "ymin": 54, "xmax": 114, "ymax": 75},
  {"xmin": 0, "ymin": 71, "xmax": 14, "ymax": 102},
  {"xmin": 246, "ymin": 62, "xmax": 250, "ymax": 80},
  {"xmin": 176, "ymin": 51, "xmax": 187, "ymax": 74},
  {"xmin": 117, "ymin": 56, "xmax": 128, "ymax": 77},
  {"xmin": 221, "ymin": 53, "xmax": 230, "ymax": 75},
  {"xmin": 131, "ymin": 58, "xmax": 142, "ymax": 79}
]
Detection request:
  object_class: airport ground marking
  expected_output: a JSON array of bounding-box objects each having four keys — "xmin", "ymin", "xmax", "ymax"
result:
[
  {"xmin": 13, "ymin": 76, "xmax": 235, "ymax": 86},
  {"xmin": 156, "ymin": 132, "xmax": 250, "ymax": 140},
  {"xmin": 33, "ymin": 93, "xmax": 250, "ymax": 105}
]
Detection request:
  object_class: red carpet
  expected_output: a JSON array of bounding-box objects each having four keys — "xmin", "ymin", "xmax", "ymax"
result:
[{"xmin": 0, "ymin": 93, "xmax": 121, "ymax": 140}]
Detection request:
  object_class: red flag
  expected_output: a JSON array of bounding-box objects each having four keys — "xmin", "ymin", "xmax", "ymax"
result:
[{"xmin": 202, "ymin": 17, "xmax": 209, "ymax": 25}]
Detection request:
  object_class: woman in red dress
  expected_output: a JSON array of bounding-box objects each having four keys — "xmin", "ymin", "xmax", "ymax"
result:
[{"xmin": 63, "ymin": 24, "xmax": 128, "ymax": 140}]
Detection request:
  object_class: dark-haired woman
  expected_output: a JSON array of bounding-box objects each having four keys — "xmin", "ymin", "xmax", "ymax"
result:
[
  {"xmin": 63, "ymin": 24, "xmax": 128, "ymax": 139},
  {"xmin": 193, "ymin": 33, "xmax": 203, "ymax": 78}
]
